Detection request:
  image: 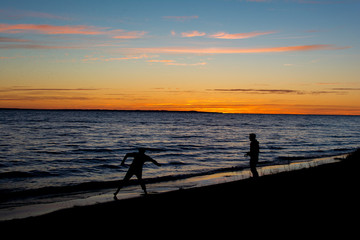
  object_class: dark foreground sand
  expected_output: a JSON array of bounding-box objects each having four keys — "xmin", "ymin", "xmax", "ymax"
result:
[{"xmin": 2, "ymin": 150, "xmax": 359, "ymax": 233}]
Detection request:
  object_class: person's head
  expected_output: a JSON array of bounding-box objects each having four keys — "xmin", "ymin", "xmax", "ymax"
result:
[
  {"xmin": 138, "ymin": 148, "xmax": 146, "ymax": 154},
  {"xmin": 249, "ymin": 133, "xmax": 256, "ymax": 141}
]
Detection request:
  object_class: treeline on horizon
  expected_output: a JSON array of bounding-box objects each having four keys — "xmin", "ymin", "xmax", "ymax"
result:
[{"xmin": 1, "ymin": 108, "xmax": 360, "ymax": 116}]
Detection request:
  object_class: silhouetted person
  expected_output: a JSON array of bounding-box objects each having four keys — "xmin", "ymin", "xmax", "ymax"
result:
[
  {"xmin": 114, "ymin": 148, "xmax": 161, "ymax": 198},
  {"xmin": 245, "ymin": 133, "xmax": 259, "ymax": 178}
]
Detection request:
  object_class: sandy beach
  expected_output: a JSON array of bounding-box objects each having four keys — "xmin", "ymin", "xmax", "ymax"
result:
[{"xmin": 2, "ymin": 149, "xmax": 358, "ymax": 232}]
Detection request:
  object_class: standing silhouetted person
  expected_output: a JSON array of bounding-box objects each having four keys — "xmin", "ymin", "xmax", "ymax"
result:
[
  {"xmin": 114, "ymin": 148, "xmax": 161, "ymax": 198},
  {"xmin": 246, "ymin": 133, "xmax": 259, "ymax": 178}
]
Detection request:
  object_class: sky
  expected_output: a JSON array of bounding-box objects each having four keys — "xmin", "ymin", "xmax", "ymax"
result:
[{"xmin": 0, "ymin": 0, "xmax": 359, "ymax": 115}]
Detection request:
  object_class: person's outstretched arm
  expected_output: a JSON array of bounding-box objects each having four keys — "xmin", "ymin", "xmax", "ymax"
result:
[{"xmin": 149, "ymin": 157, "xmax": 161, "ymax": 166}]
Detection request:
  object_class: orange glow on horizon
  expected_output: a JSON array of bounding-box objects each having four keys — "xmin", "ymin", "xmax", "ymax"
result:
[
  {"xmin": 1, "ymin": 99, "xmax": 359, "ymax": 115},
  {"xmin": 1, "ymin": 86, "xmax": 359, "ymax": 115}
]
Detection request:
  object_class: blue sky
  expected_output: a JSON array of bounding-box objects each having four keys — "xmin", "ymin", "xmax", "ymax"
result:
[{"xmin": 1, "ymin": 0, "xmax": 359, "ymax": 114}]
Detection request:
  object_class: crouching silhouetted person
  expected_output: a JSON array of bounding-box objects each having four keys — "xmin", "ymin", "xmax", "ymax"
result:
[{"xmin": 114, "ymin": 148, "xmax": 161, "ymax": 198}]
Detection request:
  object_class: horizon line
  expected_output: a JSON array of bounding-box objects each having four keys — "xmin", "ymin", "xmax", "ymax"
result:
[{"xmin": 1, "ymin": 108, "xmax": 359, "ymax": 116}]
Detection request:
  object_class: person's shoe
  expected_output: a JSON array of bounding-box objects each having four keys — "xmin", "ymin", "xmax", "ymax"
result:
[{"xmin": 113, "ymin": 192, "xmax": 118, "ymax": 200}]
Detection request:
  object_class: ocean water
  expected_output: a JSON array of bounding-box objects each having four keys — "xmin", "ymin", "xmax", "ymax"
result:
[{"xmin": 0, "ymin": 110, "xmax": 359, "ymax": 200}]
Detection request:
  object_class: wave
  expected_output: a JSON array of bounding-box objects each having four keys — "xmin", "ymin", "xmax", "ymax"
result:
[
  {"xmin": 0, "ymin": 170, "xmax": 57, "ymax": 179},
  {"xmin": 277, "ymin": 156, "xmax": 312, "ymax": 161},
  {"xmin": 73, "ymin": 148, "xmax": 115, "ymax": 153},
  {"xmin": 276, "ymin": 149, "xmax": 352, "ymax": 162},
  {"xmin": 0, "ymin": 165, "xmax": 247, "ymax": 202},
  {"xmin": 98, "ymin": 164, "xmax": 121, "ymax": 169},
  {"xmin": 0, "ymin": 150, "xmax": 353, "ymax": 202},
  {"xmin": 166, "ymin": 161, "xmax": 187, "ymax": 166},
  {"xmin": 268, "ymin": 146, "xmax": 284, "ymax": 150},
  {"xmin": 171, "ymin": 135, "xmax": 204, "ymax": 139}
]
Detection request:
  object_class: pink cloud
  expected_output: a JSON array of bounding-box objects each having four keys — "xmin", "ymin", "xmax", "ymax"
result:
[
  {"xmin": 181, "ymin": 30, "xmax": 206, "ymax": 38},
  {"xmin": 0, "ymin": 44, "xmax": 80, "ymax": 49},
  {"xmin": 146, "ymin": 59, "xmax": 206, "ymax": 66},
  {"xmin": 0, "ymin": 37, "xmax": 29, "ymax": 42},
  {"xmin": 112, "ymin": 31, "xmax": 147, "ymax": 39},
  {"xmin": 83, "ymin": 54, "xmax": 150, "ymax": 62},
  {"xmin": 209, "ymin": 31, "xmax": 276, "ymax": 39},
  {"xmin": 127, "ymin": 45, "xmax": 350, "ymax": 54},
  {"xmin": 0, "ymin": 24, "xmax": 147, "ymax": 39},
  {"xmin": 0, "ymin": 23, "xmax": 106, "ymax": 35},
  {"xmin": 147, "ymin": 60, "xmax": 175, "ymax": 63}
]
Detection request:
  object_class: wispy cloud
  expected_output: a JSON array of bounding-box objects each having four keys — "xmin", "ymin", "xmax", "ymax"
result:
[
  {"xmin": 0, "ymin": 23, "xmax": 147, "ymax": 39},
  {"xmin": 147, "ymin": 60, "xmax": 175, "ymax": 63},
  {"xmin": 177, "ymin": 30, "xmax": 276, "ymax": 39},
  {"xmin": 0, "ymin": 96, "xmax": 93, "ymax": 101},
  {"xmin": 181, "ymin": 30, "xmax": 206, "ymax": 37},
  {"xmin": 0, "ymin": 56, "xmax": 19, "ymax": 59},
  {"xmin": 112, "ymin": 30, "xmax": 147, "ymax": 39},
  {"xmin": 147, "ymin": 59, "xmax": 207, "ymax": 66},
  {"xmin": 0, "ymin": 44, "xmax": 81, "ymax": 49},
  {"xmin": 82, "ymin": 54, "xmax": 150, "ymax": 62},
  {"xmin": 0, "ymin": 36, "xmax": 29, "ymax": 42},
  {"xmin": 0, "ymin": 23, "xmax": 106, "ymax": 35},
  {"xmin": 207, "ymin": 88, "xmax": 341, "ymax": 95},
  {"xmin": 0, "ymin": 87, "xmax": 100, "ymax": 102},
  {"xmin": 127, "ymin": 44, "xmax": 350, "ymax": 54},
  {"xmin": 0, "ymin": 87, "xmax": 101, "ymax": 92},
  {"xmin": 209, "ymin": 88, "xmax": 300, "ymax": 94},
  {"xmin": 0, "ymin": 44, "xmax": 80, "ymax": 49},
  {"xmin": 162, "ymin": 16, "xmax": 199, "ymax": 22},
  {"xmin": 208, "ymin": 31, "xmax": 276, "ymax": 39},
  {"xmin": 330, "ymin": 88, "xmax": 360, "ymax": 91}
]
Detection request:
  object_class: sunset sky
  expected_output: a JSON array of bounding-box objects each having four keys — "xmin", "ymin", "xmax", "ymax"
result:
[{"xmin": 1, "ymin": 0, "xmax": 359, "ymax": 115}]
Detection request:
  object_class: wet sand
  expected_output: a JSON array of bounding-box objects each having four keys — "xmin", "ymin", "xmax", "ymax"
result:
[{"xmin": 2, "ymin": 150, "xmax": 359, "ymax": 232}]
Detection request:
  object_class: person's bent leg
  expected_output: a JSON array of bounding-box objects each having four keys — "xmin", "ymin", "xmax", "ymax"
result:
[{"xmin": 114, "ymin": 171, "xmax": 133, "ymax": 196}]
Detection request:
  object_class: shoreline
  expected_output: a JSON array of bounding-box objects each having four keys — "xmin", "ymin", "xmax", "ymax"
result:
[
  {"xmin": 1, "ymin": 150, "xmax": 358, "ymax": 227},
  {"xmin": 0, "ymin": 153, "xmax": 345, "ymax": 222}
]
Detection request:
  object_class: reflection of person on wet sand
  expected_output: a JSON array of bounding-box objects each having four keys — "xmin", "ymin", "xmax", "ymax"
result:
[
  {"xmin": 114, "ymin": 148, "xmax": 161, "ymax": 198},
  {"xmin": 245, "ymin": 133, "xmax": 260, "ymax": 178}
]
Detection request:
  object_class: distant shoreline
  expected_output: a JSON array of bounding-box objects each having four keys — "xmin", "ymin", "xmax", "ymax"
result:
[
  {"xmin": 1, "ymin": 108, "xmax": 359, "ymax": 116},
  {"xmin": 0, "ymin": 108, "xmax": 212, "ymax": 114}
]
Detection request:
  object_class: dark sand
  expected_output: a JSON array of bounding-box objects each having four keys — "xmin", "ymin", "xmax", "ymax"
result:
[{"xmin": 2, "ymin": 150, "xmax": 359, "ymax": 233}]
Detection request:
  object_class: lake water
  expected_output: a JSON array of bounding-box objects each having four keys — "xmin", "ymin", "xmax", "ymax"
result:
[{"xmin": 1, "ymin": 110, "xmax": 359, "ymax": 201}]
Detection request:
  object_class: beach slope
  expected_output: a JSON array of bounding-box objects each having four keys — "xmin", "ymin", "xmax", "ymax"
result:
[{"xmin": 2, "ymin": 150, "xmax": 359, "ymax": 230}]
